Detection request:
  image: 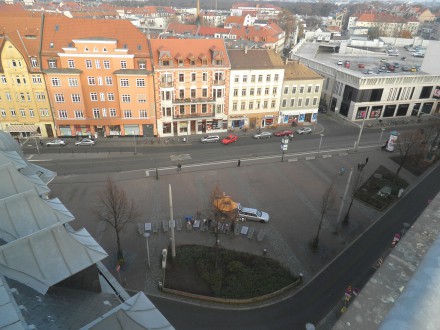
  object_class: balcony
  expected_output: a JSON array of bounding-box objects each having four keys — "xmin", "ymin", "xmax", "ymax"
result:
[
  {"xmin": 160, "ymin": 81, "xmax": 174, "ymax": 88},
  {"xmin": 213, "ymin": 79, "xmax": 225, "ymax": 86},
  {"xmin": 173, "ymin": 97, "xmax": 215, "ymax": 104},
  {"xmin": 174, "ymin": 112, "xmax": 215, "ymax": 119}
]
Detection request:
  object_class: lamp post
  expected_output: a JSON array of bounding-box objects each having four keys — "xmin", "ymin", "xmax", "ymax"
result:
[
  {"xmin": 379, "ymin": 128, "xmax": 385, "ymax": 148},
  {"xmin": 132, "ymin": 130, "xmax": 137, "ymax": 155},
  {"xmin": 334, "ymin": 167, "xmax": 353, "ymax": 233},
  {"xmin": 354, "ymin": 108, "xmax": 368, "ymax": 152},
  {"xmin": 318, "ymin": 134, "xmax": 324, "ymax": 155},
  {"xmin": 143, "ymin": 232, "xmax": 150, "ymax": 267},
  {"xmin": 281, "ymin": 136, "xmax": 289, "ymax": 162}
]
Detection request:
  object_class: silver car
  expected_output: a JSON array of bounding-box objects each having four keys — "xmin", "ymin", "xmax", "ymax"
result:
[
  {"xmin": 253, "ymin": 131, "xmax": 272, "ymax": 139},
  {"xmin": 75, "ymin": 138, "xmax": 95, "ymax": 146},
  {"xmin": 238, "ymin": 204, "xmax": 270, "ymax": 223},
  {"xmin": 45, "ymin": 139, "xmax": 66, "ymax": 147},
  {"xmin": 296, "ymin": 127, "xmax": 312, "ymax": 135},
  {"xmin": 200, "ymin": 135, "xmax": 219, "ymax": 143}
]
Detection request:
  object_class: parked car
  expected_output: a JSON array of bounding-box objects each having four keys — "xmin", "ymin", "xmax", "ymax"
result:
[
  {"xmin": 357, "ymin": 63, "xmax": 365, "ymax": 69},
  {"xmin": 75, "ymin": 138, "xmax": 95, "ymax": 146},
  {"xmin": 253, "ymin": 131, "xmax": 272, "ymax": 139},
  {"xmin": 344, "ymin": 61, "xmax": 350, "ymax": 68},
  {"xmin": 237, "ymin": 204, "xmax": 270, "ymax": 223},
  {"xmin": 296, "ymin": 127, "xmax": 312, "ymax": 135},
  {"xmin": 410, "ymin": 67, "xmax": 417, "ymax": 72},
  {"xmin": 337, "ymin": 60, "xmax": 343, "ymax": 66},
  {"xmin": 45, "ymin": 139, "xmax": 66, "ymax": 147},
  {"xmin": 221, "ymin": 134, "xmax": 238, "ymax": 145},
  {"xmin": 380, "ymin": 58, "xmax": 387, "ymax": 62},
  {"xmin": 363, "ymin": 69, "xmax": 374, "ymax": 74},
  {"xmin": 274, "ymin": 130, "xmax": 294, "ymax": 137},
  {"xmin": 387, "ymin": 64, "xmax": 395, "ymax": 71},
  {"xmin": 200, "ymin": 135, "xmax": 219, "ymax": 143},
  {"xmin": 402, "ymin": 65, "xmax": 411, "ymax": 72},
  {"xmin": 318, "ymin": 106, "xmax": 328, "ymax": 113},
  {"xmin": 393, "ymin": 62, "xmax": 400, "ymax": 68}
]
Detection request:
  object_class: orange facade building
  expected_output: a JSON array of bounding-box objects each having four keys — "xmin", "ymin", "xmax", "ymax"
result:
[
  {"xmin": 149, "ymin": 39, "xmax": 230, "ymax": 137},
  {"xmin": 41, "ymin": 16, "xmax": 156, "ymax": 138}
]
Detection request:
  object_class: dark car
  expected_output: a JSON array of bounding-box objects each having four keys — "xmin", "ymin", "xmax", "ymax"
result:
[{"xmin": 274, "ymin": 130, "xmax": 294, "ymax": 137}]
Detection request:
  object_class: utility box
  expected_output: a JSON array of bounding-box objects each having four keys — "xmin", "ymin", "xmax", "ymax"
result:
[{"xmin": 161, "ymin": 249, "xmax": 167, "ymax": 269}]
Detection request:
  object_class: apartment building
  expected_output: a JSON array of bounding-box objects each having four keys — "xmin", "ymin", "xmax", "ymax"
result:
[
  {"xmin": 228, "ymin": 48, "xmax": 284, "ymax": 129},
  {"xmin": 280, "ymin": 61, "xmax": 324, "ymax": 125},
  {"xmin": 349, "ymin": 12, "xmax": 420, "ymax": 37},
  {"xmin": 149, "ymin": 38, "xmax": 230, "ymax": 137},
  {"xmin": 0, "ymin": 17, "xmax": 54, "ymax": 138},
  {"xmin": 41, "ymin": 16, "xmax": 155, "ymax": 138}
]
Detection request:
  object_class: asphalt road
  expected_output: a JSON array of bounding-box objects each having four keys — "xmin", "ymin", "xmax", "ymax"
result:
[{"xmin": 148, "ymin": 156, "xmax": 440, "ymax": 330}]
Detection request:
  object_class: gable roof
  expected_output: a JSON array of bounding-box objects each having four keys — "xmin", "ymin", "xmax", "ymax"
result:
[
  {"xmin": 228, "ymin": 49, "xmax": 284, "ymax": 69},
  {"xmin": 284, "ymin": 61, "xmax": 324, "ymax": 81}
]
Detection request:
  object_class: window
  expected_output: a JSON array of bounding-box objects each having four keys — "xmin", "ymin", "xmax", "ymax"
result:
[
  {"xmin": 292, "ymin": 86, "xmax": 297, "ymax": 94},
  {"xmin": 31, "ymin": 58, "xmax": 38, "ymax": 67},
  {"xmin": 20, "ymin": 109, "xmax": 26, "ymax": 117},
  {"xmin": 305, "ymin": 98, "xmax": 310, "ymax": 106},
  {"xmin": 139, "ymin": 62, "xmax": 146, "ymax": 69},
  {"xmin": 68, "ymin": 78, "xmax": 78, "ymax": 86},
  {"xmin": 249, "ymin": 88, "xmax": 254, "ymax": 96},
  {"xmin": 265, "ymin": 88, "xmax": 269, "ymax": 95},
  {"xmin": 179, "ymin": 89, "xmax": 184, "ymax": 99},
  {"xmin": 107, "ymin": 93, "xmax": 115, "ymax": 101},
  {"xmin": 233, "ymin": 89, "xmax": 238, "ymax": 97},
  {"xmin": 120, "ymin": 78, "xmax": 129, "ymax": 87},
  {"xmin": 191, "ymin": 89, "xmax": 196, "ymax": 98},
  {"xmin": 249, "ymin": 102, "xmax": 253, "ymax": 109},
  {"xmin": 10, "ymin": 109, "xmax": 16, "ymax": 116},
  {"xmin": 100, "ymin": 93, "xmax": 105, "ymax": 101},
  {"xmin": 266, "ymin": 75, "xmax": 271, "ymax": 82},
  {"xmin": 90, "ymin": 92, "xmax": 98, "ymax": 101},
  {"xmin": 272, "ymin": 87, "xmax": 277, "ymax": 95},
  {"xmin": 51, "ymin": 78, "xmax": 61, "ymax": 86},
  {"xmin": 120, "ymin": 60, "xmax": 127, "ymax": 69},
  {"xmin": 110, "ymin": 108, "xmax": 117, "ymax": 117},
  {"xmin": 233, "ymin": 102, "xmax": 237, "ymax": 111},
  {"xmin": 124, "ymin": 110, "xmax": 132, "ymax": 118},
  {"xmin": 85, "ymin": 60, "xmax": 92, "ymax": 68},
  {"xmin": 93, "ymin": 108, "xmax": 100, "ymax": 118},
  {"xmin": 36, "ymin": 93, "xmax": 46, "ymax": 101},
  {"xmin": 74, "ymin": 110, "xmax": 84, "ymax": 118},
  {"xmin": 58, "ymin": 110, "xmax": 68, "ymax": 118},
  {"xmin": 179, "ymin": 73, "xmax": 184, "ymax": 82},
  {"xmin": 191, "ymin": 105, "xmax": 196, "ymax": 113},
  {"xmin": 299, "ymin": 86, "xmax": 304, "ymax": 93},
  {"xmin": 313, "ymin": 97, "xmax": 318, "ymax": 106},
  {"xmin": 15, "ymin": 77, "xmax": 21, "ymax": 85},
  {"xmin": 136, "ymin": 78, "xmax": 145, "ymax": 87},
  {"xmin": 71, "ymin": 94, "xmax": 81, "ymax": 102},
  {"xmin": 95, "ymin": 60, "xmax": 100, "ymax": 69},
  {"xmin": 274, "ymin": 74, "xmax": 279, "ymax": 82},
  {"xmin": 241, "ymin": 89, "xmax": 246, "ymax": 96},
  {"xmin": 263, "ymin": 101, "xmax": 268, "ymax": 109},
  {"xmin": 202, "ymin": 88, "xmax": 208, "ymax": 97},
  {"xmin": 55, "ymin": 94, "xmax": 65, "ymax": 102},
  {"xmin": 6, "ymin": 92, "xmax": 12, "ymax": 101},
  {"xmin": 29, "ymin": 109, "xmax": 35, "ymax": 117},
  {"xmin": 241, "ymin": 102, "xmax": 246, "ymax": 110},
  {"xmin": 88, "ymin": 76, "xmax": 95, "ymax": 85},
  {"xmin": 315, "ymin": 85, "xmax": 320, "ymax": 93},
  {"xmin": 139, "ymin": 110, "xmax": 148, "ymax": 118},
  {"xmin": 122, "ymin": 95, "xmax": 131, "ymax": 103},
  {"xmin": 251, "ymin": 75, "xmax": 256, "ymax": 83},
  {"xmin": 243, "ymin": 75, "xmax": 248, "ymax": 83},
  {"xmin": 105, "ymin": 77, "xmax": 113, "ymax": 85},
  {"xmin": 271, "ymin": 100, "xmax": 276, "ymax": 108},
  {"xmin": 48, "ymin": 60, "xmax": 56, "ymax": 68},
  {"xmin": 257, "ymin": 88, "xmax": 261, "ymax": 96},
  {"xmin": 284, "ymin": 87, "xmax": 288, "ymax": 94},
  {"xmin": 138, "ymin": 94, "xmax": 147, "ymax": 103},
  {"xmin": 282, "ymin": 99, "xmax": 287, "ymax": 107},
  {"xmin": 258, "ymin": 75, "xmax": 263, "ymax": 82},
  {"xmin": 203, "ymin": 72, "xmax": 208, "ymax": 81},
  {"xmin": 191, "ymin": 73, "xmax": 196, "ymax": 82},
  {"xmin": 40, "ymin": 108, "xmax": 49, "ymax": 116},
  {"xmin": 104, "ymin": 60, "xmax": 110, "ymax": 69},
  {"xmin": 102, "ymin": 108, "xmax": 107, "ymax": 117},
  {"xmin": 20, "ymin": 93, "xmax": 26, "ymax": 102},
  {"xmin": 179, "ymin": 105, "xmax": 185, "ymax": 115},
  {"xmin": 307, "ymin": 85, "xmax": 312, "ymax": 93},
  {"xmin": 97, "ymin": 77, "xmax": 103, "ymax": 85},
  {"xmin": 32, "ymin": 76, "xmax": 42, "ymax": 84},
  {"xmin": 1, "ymin": 109, "xmax": 6, "ymax": 117},
  {"xmin": 68, "ymin": 59, "xmax": 75, "ymax": 68},
  {"xmin": 298, "ymin": 98, "xmax": 302, "ymax": 107}
]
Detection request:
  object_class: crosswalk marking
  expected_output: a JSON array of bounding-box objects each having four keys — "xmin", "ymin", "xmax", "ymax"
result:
[{"xmin": 170, "ymin": 154, "xmax": 192, "ymax": 161}]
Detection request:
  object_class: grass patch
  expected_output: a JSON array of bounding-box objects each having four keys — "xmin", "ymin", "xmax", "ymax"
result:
[
  {"xmin": 165, "ymin": 245, "xmax": 297, "ymax": 299},
  {"xmin": 355, "ymin": 165, "xmax": 409, "ymax": 211}
]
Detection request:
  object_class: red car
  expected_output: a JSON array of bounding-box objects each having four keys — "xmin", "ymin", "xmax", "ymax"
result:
[
  {"xmin": 221, "ymin": 134, "xmax": 238, "ymax": 145},
  {"xmin": 274, "ymin": 130, "xmax": 294, "ymax": 137}
]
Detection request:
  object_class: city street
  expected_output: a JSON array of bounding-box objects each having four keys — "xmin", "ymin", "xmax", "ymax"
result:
[{"xmin": 25, "ymin": 115, "xmax": 438, "ymax": 329}]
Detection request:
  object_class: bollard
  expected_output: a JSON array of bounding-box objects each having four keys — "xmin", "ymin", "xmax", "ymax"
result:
[
  {"xmin": 156, "ymin": 168, "xmax": 159, "ymax": 180},
  {"xmin": 263, "ymin": 249, "xmax": 267, "ymax": 255}
]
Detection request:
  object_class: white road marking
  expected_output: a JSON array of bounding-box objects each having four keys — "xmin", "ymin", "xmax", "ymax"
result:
[{"xmin": 170, "ymin": 154, "xmax": 191, "ymax": 161}]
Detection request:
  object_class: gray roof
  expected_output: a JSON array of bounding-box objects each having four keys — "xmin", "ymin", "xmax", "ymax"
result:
[
  {"xmin": 0, "ymin": 276, "xmax": 27, "ymax": 330},
  {"xmin": 228, "ymin": 49, "xmax": 285, "ymax": 69}
]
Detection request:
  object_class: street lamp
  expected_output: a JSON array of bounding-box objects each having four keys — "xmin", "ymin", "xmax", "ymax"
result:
[
  {"xmin": 132, "ymin": 130, "xmax": 138, "ymax": 155},
  {"xmin": 379, "ymin": 128, "xmax": 385, "ymax": 148},
  {"xmin": 354, "ymin": 109, "xmax": 368, "ymax": 152},
  {"xmin": 318, "ymin": 134, "xmax": 324, "ymax": 155},
  {"xmin": 143, "ymin": 232, "xmax": 150, "ymax": 267},
  {"xmin": 281, "ymin": 136, "xmax": 289, "ymax": 162}
]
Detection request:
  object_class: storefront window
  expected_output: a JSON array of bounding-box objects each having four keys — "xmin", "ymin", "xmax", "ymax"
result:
[
  {"xmin": 163, "ymin": 123, "xmax": 171, "ymax": 134},
  {"xmin": 109, "ymin": 125, "xmax": 120, "ymax": 136},
  {"xmin": 356, "ymin": 107, "xmax": 368, "ymax": 119},
  {"xmin": 370, "ymin": 106, "xmax": 382, "ymax": 119}
]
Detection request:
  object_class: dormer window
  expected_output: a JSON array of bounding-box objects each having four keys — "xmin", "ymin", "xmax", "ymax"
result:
[
  {"xmin": 202, "ymin": 59, "xmax": 207, "ymax": 66},
  {"xmin": 103, "ymin": 47, "xmax": 108, "ymax": 52},
  {"xmin": 48, "ymin": 60, "xmax": 57, "ymax": 68},
  {"xmin": 178, "ymin": 58, "xmax": 184, "ymax": 66},
  {"xmin": 84, "ymin": 47, "xmax": 89, "ymax": 52},
  {"xmin": 161, "ymin": 60, "xmax": 170, "ymax": 66},
  {"xmin": 138, "ymin": 62, "xmax": 146, "ymax": 69},
  {"xmin": 93, "ymin": 47, "xmax": 98, "ymax": 52},
  {"xmin": 49, "ymin": 42, "xmax": 54, "ymax": 48}
]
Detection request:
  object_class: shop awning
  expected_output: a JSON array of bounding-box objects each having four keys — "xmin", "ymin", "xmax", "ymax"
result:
[{"xmin": 7, "ymin": 125, "xmax": 38, "ymax": 133}]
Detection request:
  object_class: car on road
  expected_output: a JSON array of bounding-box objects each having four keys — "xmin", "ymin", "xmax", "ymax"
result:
[
  {"xmin": 238, "ymin": 204, "xmax": 270, "ymax": 223},
  {"xmin": 296, "ymin": 127, "xmax": 312, "ymax": 135},
  {"xmin": 200, "ymin": 135, "xmax": 220, "ymax": 143},
  {"xmin": 75, "ymin": 138, "xmax": 95, "ymax": 146},
  {"xmin": 402, "ymin": 65, "xmax": 411, "ymax": 72},
  {"xmin": 357, "ymin": 63, "xmax": 365, "ymax": 69},
  {"xmin": 221, "ymin": 134, "xmax": 238, "ymax": 145},
  {"xmin": 380, "ymin": 58, "xmax": 387, "ymax": 62},
  {"xmin": 45, "ymin": 139, "xmax": 66, "ymax": 147},
  {"xmin": 337, "ymin": 60, "xmax": 343, "ymax": 66},
  {"xmin": 253, "ymin": 131, "xmax": 272, "ymax": 139},
  {"xmin": 363, "ymin": 69, "xmax": 374, "ymax": 74},
  {"xmin": 274, "ymin": 130, "xmax": 294, "ymax": 137}
]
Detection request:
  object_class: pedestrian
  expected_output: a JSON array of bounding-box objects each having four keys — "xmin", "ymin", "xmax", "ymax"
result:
[
  {"xmin": 230, "ymin": 220, "xmax": 235, "ymax": 233},
  {"xmin": 365, "ymin": 157, "xmax": 369, "ymax": 165},
  {"xmin": 177, "ymin": 163, "xmax": 182, "ymax": 173},
  {"xmin": 357, "ymin": 163, "xmax": 361, "ymax": 171},
  {"xmin": 40, "ymin": 139, "xmax": 44, "ymax": 147},
  {"xmin": 237, "ymin": 159, "xmax": 241, "ymax": 167}
]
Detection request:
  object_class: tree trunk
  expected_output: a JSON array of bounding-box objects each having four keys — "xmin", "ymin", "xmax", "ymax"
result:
[{"xmin": 116, "ymin": 231, "xmax": 124, "ymax": 262}]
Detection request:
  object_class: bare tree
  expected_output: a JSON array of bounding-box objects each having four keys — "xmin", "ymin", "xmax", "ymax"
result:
[
  {"xmin": 342, "ymin": 165, "xmax": 365, "ymax": 225},
  {"xmin": 95, "ymin": 178, "xmax": 140, "ymax": 264},
  {"xmin": 208, "ymin": 183, "xmax": 237, "ymax": 269},
  {"xmin": 312, "ymin": 182, "xmax": 336, "ymax": 250},
  {"xmin": 395, "ymin": 129, "xmax": 425, "ymax": 178}
]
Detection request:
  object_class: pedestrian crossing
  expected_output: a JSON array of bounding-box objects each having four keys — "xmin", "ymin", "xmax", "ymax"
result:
[{"xmin": 170, "ymin": 154, "xmax": 191, "ymax": 161}]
